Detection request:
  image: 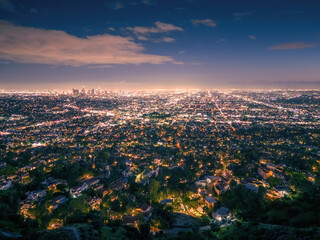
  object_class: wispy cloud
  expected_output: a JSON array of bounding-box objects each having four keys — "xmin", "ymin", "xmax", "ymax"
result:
[
  {"xmin": 191, "ymin": 19, "xmax": 216, "ymax": 27},
  {"xmin": 127, "ymin": 21, "xmax": 182, "ymax": 42},
  {"xmin": 87, "ymin": 65, "xmax": 113, "ymax": 69},
  {"xmin": 269, "ymin": 42, "xmax": 317, "ymax": 50},
  {"xmin": 30, "ymin": 8, "xmax": 39, "ymax": 14},
  {"xmin": 234, "ymin": 12, "xmax": 251, "ymax": 20},
  {"xmin": 189, "ymin": 62, "xmax": 201, "ymax": 66},
  {"xmin": 141, "ymin": 0, "xmax": 157, "ymax": 5},
  {"xmin": 161, "ymin": 37, "xmax": 175, "ymax": 42},
  {"xmin": 216, "ymin": 38, "xmax": 226, "ymax": 43},
  {"xmin": 109, "ymin": 0, "xmax": 156, "ymax": 10},
  {"xmin": 127, "ymin": 21, "xmax": 183, "ymax": 36},
  {"xmin": 248, "ymin": 35, "xmax": 256, "ymax": 40},
  {"xmin": 138, "ymin": 36, "xmax": 175, "ymax": 43},
  {"xmin": 111, "ymin": 2, "xmax": 124, "ymax": 10},
  {"xmin": 0, "ymin": 21, "xmax": 179, "ymax": 66},
  {"xmin": 0, "ymin": 0, "xmax": 13, "ymax": 12}
]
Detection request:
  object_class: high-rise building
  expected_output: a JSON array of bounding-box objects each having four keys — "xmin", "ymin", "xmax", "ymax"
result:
[
  {"xmin": 72, "ymin": 88, "xmax": 79, "ymax": 96},
  {"xmin": 81, "ymin": 87, "xmax": 86, "ymax": 96}
]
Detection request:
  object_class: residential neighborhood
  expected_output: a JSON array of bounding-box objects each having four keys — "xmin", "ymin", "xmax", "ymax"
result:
[{"xmin": 0, "ymin": 89, "xmax": 319, "ymax": 239}]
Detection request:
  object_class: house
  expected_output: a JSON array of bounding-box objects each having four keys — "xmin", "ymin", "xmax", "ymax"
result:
[
  {"xmin": 141, "ymin": 178, "xmax": 150, "ymax": 186},
  {"xmin": 70, "ymin": 182, "xmax": 88, "ymax": 198},
  {"xmin": 215, "ymin": 181, "xmax": 230, "ymax": 195},
  {"xmin": 198, "ymin": 189, "xmax": 207, "ymax": 196},
  {"xmin": 274, "ymin": 186, "xmax": 290, "ymax": 198},
  {"xmin": 195, "ymin": 180, "xmax": 207, "ymax": 188},
  {"xmin": 51, "ymin": 195, "xmax": 68, "ymax": 209},
  {"xmin": 7, "ymin": 174, "xmax": 18, "ymax": 181},
  {"xmin": 122, "ymin": 215, "xmax": 139, "ymax": 226},
  {"xmin": 212, "ymin": 207, "xmax": 230, "ymax": 222},
  {"xmin": 0, "ymin": 162, "xmax": 6, "ymax": 169},
  {"xmin": 110, "ymin": 179, "xmax": 127, "ymax": 190},
  {"xmin": 204, "ymin": 196, "xmax": 217, "ymax": 207},
  {"xmin": 43, "ymin": 178, "xmax": 67, "ymax": 190},
  {"xmin": 41, "ymin": 177, "xmax": 55, "ymax": 186},
  {"xmin": 247, "ymin": 163, "xmax": 255, "ymax": 170},
  {"xmin": 93, "ymin": 184, "xmax": 104, "ymax": 191},
  {"xmin": 197, "ymin": 206, "xmax": 204, "ymax": 214},
  {"xmin": 205, "ymin": 176, "xmax": 221, "ymax": 183},
  {"xmin": 266, "ymin": 163, "xmax": 276, "ymax": 170},
  {"xmin": 19, "ymin": 199, "xmax": 35, "ymax": 219},
  {"xmin": 138, "ymin": 203, "xmax": 152, "ymax": 218},
  {"xmin": 99, "ymin": 188, "xmax": 112, "ymax": 197},
  {"xmin": 245, "ymin": 183, "xmax": 259, "ymax": 193},
  {"xmin": 160, "ymin": 199, "xmax": 173, "ymax": 205},
  {"xmin": 258, "ymin": 167, "xmax": 273, "ymax": 179},
  {"xmin": 88, "ymin": 196, "xmax": 102, "ymax": 210},
  {"xmin": 0, "ymin": 179, "xmax": 13, "ymax": 191},
  {"xmin": 139, "ymin": 203, "xmax": 152, "ymax": 212},
  {"xmin": 26, "ymin": 189, "xmax": 47, "ymax": 201},
  {"xmin": 48, "ymin": 218, "xmax": 64, "ymax": 230},
  {"xmin": 122, "ymin": 169, "xmax": 130, "ymax": 177},
  {"xmin": 83, "ymin": 177, "xmax": 100, "ymax": 187},
  {"xmin": 212, "ymin": 206, "xmax": 236, "ymax": 227}
]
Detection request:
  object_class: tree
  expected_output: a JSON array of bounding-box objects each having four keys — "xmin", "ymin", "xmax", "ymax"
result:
[
  {"xmin": 221, "ymin": 183, "xmax": 265, "ymax": 219},
  {"xmin": 210, "ymin": 219, "xmax": 221, "ymax": 232},
  {"xmin": 152, "ymin": 203, "xmax": 175, "ymax": 229},
  {"xmin": 149, "ymin": 179, "xmax": 160, "ymax": 201},
  {"xmin": 69, "ymin": 195, "xmax": 90, "ymax": 213},
  {"xmin": 266, "ymin": 176, "xmax": 283, "ymax": 187},
  {"xmin": 139, "ymin": 222, "xmax": 151, "ymax": 240},
  {"xmin": 37, "ymin": 228, "xmax": 77, "ymax": 240},
  {"xmin": 110, "ymin": 200, "xmax": 121, "ymax": 212},
  {"xmin": 30, "ymin": 204, "xmax": 49, "ymax": 228}
]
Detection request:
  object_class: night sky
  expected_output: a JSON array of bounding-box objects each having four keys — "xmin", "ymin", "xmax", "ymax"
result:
[{"xmin": 0, "ymin": 0, "xmax": 319, "ymax": 90}]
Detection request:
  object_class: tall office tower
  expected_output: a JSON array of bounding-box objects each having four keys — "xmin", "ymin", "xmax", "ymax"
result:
[
  {"xmin": 91, "ymin": 89, "xmax": 95, "ymax": 96},
  {"xmin": 72, "ymin": 88, "xmax": 79, "ymax": 96},
  {"xmin": 81, "ymin": 87, "xmax": 86, "ymax": 96}
]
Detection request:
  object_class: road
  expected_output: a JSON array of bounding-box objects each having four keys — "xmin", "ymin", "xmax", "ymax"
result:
[{"xmin": 64, "ymin": 227, "xmax": 81, "ymax": 240}]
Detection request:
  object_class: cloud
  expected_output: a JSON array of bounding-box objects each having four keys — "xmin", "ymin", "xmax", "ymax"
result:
[
  {"xmin": 172, "ymin": 61, "xmax": 184, "ymax": 65},
  {"xmin": 189, "ymin": 62, "xmax": 201, "ymax": 66},
  {"xmin": 111, "ymin": 2, "xmax": 124, "ymax": 10},
  {"xmin": 161, "ymin": 37, "xmax": 175, "ymax": 42},
  {"xmin": 0, "ymin": 0, "xmax": 13, "ymax": 12},
  {"xmin": 141, "ymin": 0, "xmax": 157, "ymax": 5},
  {"xmin": 87, "ymin": 65, "xmax": 113, "ymax": 69},
  {"xmin": 109, "ymin": 0, "xmax": 156, "ymax": 10},
  {"xmin": 0, "ymin": 21, "xmax": 179, "ymax": 66},
  {"xmin": 234, "ymin": 12, "xmax": 251, "ymax": 20},
  {"xmin": 127, "ymin": 21, "xmax": 183, "ymax": 36},
  {"xmin": 269, "ymin": 42, "xmax": 317, "ymax": 50},
  {"xmin": 30, "ymin": 8, "xmax": 39, "ymax": 14},
  {"xmin": 136, "ymin": 35, "xmax": 148, "ymax": 41},
  {"xmin": 216, "ymin": 38, "xmax": 226, "ymax": 43},
  {"xmin": 155, "ymin": 22, "xmax": 183, "ymax": 32},
  {"xmin": 191, "ymin": 19, "xmax": 216, "ymax": 27},
  {"xmin": 248, "ymin": 35, "xmax": 256, "ymax": 40},
  {"xmin": 147, "ymin": 37, "xmax": 175, "ymax": 43}
]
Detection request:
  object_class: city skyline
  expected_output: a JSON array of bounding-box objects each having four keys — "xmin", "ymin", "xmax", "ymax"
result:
[{"xmin": 0, "ymin": 0, "xmax": 320, "ymax": 89}]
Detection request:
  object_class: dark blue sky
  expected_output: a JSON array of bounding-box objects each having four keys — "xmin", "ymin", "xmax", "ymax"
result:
[{"xmin": 0, "ymin": 0, "xmax": 319, "ymax": 89}]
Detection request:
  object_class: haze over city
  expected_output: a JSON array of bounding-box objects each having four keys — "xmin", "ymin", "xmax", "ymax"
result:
[{"xmin": 0, "ymin": 0, "xmax": 320, "ymax": 90}]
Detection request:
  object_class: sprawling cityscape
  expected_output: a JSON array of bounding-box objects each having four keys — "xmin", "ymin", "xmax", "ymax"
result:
[
  {"xmin": 0, "ymin": 89, "xmax": 319, "ymax": 239},
  {"xmin": 1, "ymin": 0, "xmax": 320, "ymax": 239}
]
